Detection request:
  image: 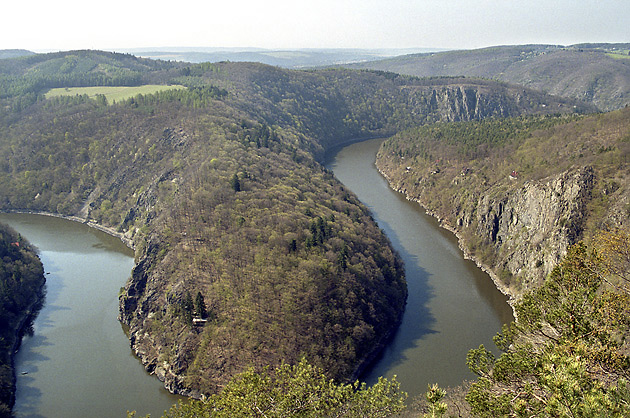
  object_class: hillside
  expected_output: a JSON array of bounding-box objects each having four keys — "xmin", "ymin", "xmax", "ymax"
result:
[
  {"xmin": 0, "ymin": 223, "xmax": 45, "ymax": 414},
  {"xmin": 0, "ymin": 50, "xmax": 595, "ymax": 398},
  {"xmin": 376, "ymin": 108, "xmax": 630, "ymax": 299},
  {"xmin": 345, "ymin": 44, "xmax": 630, "ymax": 112},
  {"xmin": 0, "ymin": 49, "xmax": 34, "ymax": 60}
]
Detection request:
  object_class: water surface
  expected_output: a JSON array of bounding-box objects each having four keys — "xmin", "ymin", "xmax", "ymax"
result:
[
  {"xmin": 0, "ymin": 213, "xmax": 180, "ymax": 418},
  {"xmin": 326, "ymin": 138, "xmax": 513, "ymax": 396}
]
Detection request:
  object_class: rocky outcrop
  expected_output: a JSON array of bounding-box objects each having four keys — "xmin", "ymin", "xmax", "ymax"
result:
[
  {"xmin": 401, "ymin": 80, "xmax": 590, "ymax": 124},
  {"xmin": 380, "ymin": 164, "xmax": 596, "ymax": 300},
  {"xmin": 466, "ymin": 167, "xmax": 595, "ymax": 294}
]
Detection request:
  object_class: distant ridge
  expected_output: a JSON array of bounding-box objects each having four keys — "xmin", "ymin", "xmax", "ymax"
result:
[
  {"xmin": 122, "ymin": 47, "xmax": 448, "ymax": 68},
  {"xmin": 343, "ymin": 43, "xmax": 630, "ymax": 111},
  {"xmin": 0, "ymin": 49, "xmax": 35, "ymax": 59}
]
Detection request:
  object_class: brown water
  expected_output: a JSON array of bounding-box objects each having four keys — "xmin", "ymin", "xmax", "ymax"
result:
[
  {"xmin": 0, "ymin": 213, "xmax": 180, "ymax": 418},
  {"xmin": 326, "ymin": 138, "xmax": 513, "ymax": 397}
]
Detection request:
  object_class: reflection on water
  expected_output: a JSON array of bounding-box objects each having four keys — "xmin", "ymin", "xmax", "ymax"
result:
[
  {"xmin": 326, "ymin": 138, "xmax": 513, "ymax": 397},
  {"xmin": 0, "ymin": 213, "xmax": 180, "ymax": 418}
]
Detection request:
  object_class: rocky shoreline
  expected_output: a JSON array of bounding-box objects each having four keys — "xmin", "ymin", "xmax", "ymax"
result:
[
  {"xmin": 3, "ymin": 209, "xmax": 136, "ymax": 250},
  {"xmin": 376, "ymin": 168, "xmax": 519, "ymax": 314}
]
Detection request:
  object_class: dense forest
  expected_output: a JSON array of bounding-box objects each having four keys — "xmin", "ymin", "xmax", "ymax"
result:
[
  {"xmin": 1, "ymin": 48, "xmax": 626, "ymax": 416},
  {"xmin": 0, "ymin": 223, "xmax": 44, "ymax": 417}
]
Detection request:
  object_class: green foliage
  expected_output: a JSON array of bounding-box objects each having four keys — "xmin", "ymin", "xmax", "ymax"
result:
[
  {"xmin": 194, "ymin": 291, "xmax": 207, "ymax": 319},
  {"xmin": 465, "ymin": 236, "xmax": 630, "ymax": 417},
  {"xmin": 422, "ymin": 384, "xmax": 448, "ymax": 418},
  {"xmin": 0, "ymin": 223, "xmax": 45, "ymax": 413},
  {"xmin": 129, "ymin": 359, "xmax": 406, "ymax": 418},
  {"xmin": 230, "ymin": 173, "xmax": 241, "ymax": 192}
]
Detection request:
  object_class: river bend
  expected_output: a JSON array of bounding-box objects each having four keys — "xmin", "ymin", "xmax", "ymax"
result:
[{"xmin": 326, "ymin": 138, "xmax": 513, "ymax": 394}]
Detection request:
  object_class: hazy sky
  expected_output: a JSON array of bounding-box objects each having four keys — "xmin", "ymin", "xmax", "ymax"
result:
[{"xmin": 3, "ymin": 0, "xmax": 629, "ymax": 52}]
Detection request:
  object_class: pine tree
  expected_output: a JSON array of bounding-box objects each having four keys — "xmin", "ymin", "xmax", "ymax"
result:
[{"xmin": 195, "ymin": 291, "xmax": 207, "ymax": 319}]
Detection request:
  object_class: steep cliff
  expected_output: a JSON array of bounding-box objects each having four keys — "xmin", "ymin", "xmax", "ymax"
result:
[
  {"xmin": 462, "ymin": 167, "xmax": 594, "ymax": 293},
  {"xmin": 376, "ymin": 109, "xmax": 630, "ymax": 300}
]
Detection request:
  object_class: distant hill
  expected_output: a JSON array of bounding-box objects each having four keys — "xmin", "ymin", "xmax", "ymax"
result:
[
  {"xmin": 0, "ymin": 49, "xmax": 176, "ymax": 77},
  {"xmin": 124, "ymin": 47, "xmax": 444, "ymax": 68},
  {"xmin": 0, "ymin": 49, "xmax": 34, "ymax": 59},
  {"xmin": 344, "ymin": 44, "xmax": 630, "ymax": 111}
]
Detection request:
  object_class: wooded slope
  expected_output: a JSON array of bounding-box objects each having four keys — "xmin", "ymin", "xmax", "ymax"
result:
[
  {"xmin": 376, "ymin": 108, "xmax": 630, "ymax": 297},
  {"xmin": 0, "ymin": 223, "xmax": 44, "ymax": 415}
]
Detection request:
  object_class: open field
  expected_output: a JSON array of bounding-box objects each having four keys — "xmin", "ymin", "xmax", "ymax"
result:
[
  {"xmin": 607, "ymin": 51, "xmax": 630, "ymax": 60},
  {"xmin": 45, "ymin": 84, "xmax": 186, "ymax": 103}
]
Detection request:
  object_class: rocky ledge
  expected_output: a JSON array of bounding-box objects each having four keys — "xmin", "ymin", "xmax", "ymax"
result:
[{"xmin": 377, "ymin": 164, "xmax": 596, "ymax": 301}]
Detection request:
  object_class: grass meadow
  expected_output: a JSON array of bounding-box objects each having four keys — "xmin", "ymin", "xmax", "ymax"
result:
[{"xmin": 45, "ymin": 85, "xmax": 186, "ymax": 103}]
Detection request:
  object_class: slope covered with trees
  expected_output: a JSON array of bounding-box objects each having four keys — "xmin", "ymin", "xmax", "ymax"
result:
[
  {"xmin": 464, "ymin": 231, "xmax": 630, "ymax": 417},
  {"xmin": 0, "ymin": 50, "xmax": 593, "ymax": 399},
  {"xmin": 376, "ymin": 108, "xmax": 630, "ymax": 297},
  {"xmin": 0, "ymin": 223, "xmax": 44, "ymax": 417}
]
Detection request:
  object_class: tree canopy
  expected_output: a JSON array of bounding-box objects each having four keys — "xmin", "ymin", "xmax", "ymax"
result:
[
  {"xmin": 129, "ymin": 359, "xmax": 406, "ymax": 418},
  {"xmin": 0, "ymin": 223, "xmax": 45, "ymax": 416},
  {"xmin": 464, "ymin": 229, "xmax": 630, "ymax": 417}
]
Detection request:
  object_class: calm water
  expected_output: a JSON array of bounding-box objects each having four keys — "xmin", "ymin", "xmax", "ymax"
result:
[
  {"xmin": 326, "ymin": 138, "xmax": 513, "ymax": 396},
  {"xmin": 2, "ymin": 137, "xmax": 513, "ymax": 414},
  {"xmin": 0, "ymin": 213, "xmax": 180, "ymax": 418}
]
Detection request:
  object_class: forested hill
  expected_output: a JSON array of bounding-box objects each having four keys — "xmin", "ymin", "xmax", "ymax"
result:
[
  {"xmin": 0, "ymin": 49, "xmax": 34, "ymax": 60},
  {"xmin": 0, "ymin": 50, "xmax": 593, "ymax": 398},
  {"xmin": 376, "ymin": 107, "xmax": 630, "ymax": 298},
  {"xmin": 0, "ymin": 223, "xmax": 45, "ymax": 414},
  {"xmin": 343, "ymin": 43, "xmax": 630, "ymax": 112}
]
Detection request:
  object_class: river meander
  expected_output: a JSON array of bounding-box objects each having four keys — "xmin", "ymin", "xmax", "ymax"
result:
[
  {"xmin": 326, "ymin": 138, "xmax": 513, "ymax": 395},
  {"xmin": 2, "ymin": 137, "xmax": 513, "ymax": 415},
  {"xmin": 0, "ymin": 213, "xmax": 180, "ymax": 418}
]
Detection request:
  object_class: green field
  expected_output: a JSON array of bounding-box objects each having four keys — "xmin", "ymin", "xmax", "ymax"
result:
[
  {"xmin": 607, "ymin": 51, "xmax": 630, "ymax": 60},
  {"xmin": 45, "ymin": 84, "xmax": 186, "ymax": 103}
]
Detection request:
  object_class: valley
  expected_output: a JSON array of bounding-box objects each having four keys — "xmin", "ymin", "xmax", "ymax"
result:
[{"xmin": 0, "ymin": 44, "xmax": 629, "ymax": 416}]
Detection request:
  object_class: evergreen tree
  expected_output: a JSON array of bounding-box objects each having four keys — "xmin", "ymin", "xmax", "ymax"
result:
[
  {"xmin": 230, "ymin": 173, "xmax": 241, "ymax": 192},
  {"xmin": 194, "ymin": 291, "xmax": 207, "ymax": 319}
]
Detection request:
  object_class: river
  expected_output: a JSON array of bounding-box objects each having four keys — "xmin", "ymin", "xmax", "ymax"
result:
[
  {"xmin": 0, "ymin": 213, "xmax": 180, "ymax": 418},
  {"xmin": 2, "ymin": 137, "xmax": 513, "ymax": 415},
  {"xmin": 326, "ymin": 138, "xmax": 513, "ymax": 395}
]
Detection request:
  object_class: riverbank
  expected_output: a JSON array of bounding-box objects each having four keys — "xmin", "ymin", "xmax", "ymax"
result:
[
  {"xmin": 2, "ymin": 210, "xmax": 135, "ymax": 250},
  {"xmin": 7, "ymin": 282, "xmax": 45, "ymax": 410},
  {"xmin": 376, "ymin": 167, "xmax": 518, "ymax": 314},
  {"xmin": 0, "ymin": 222, "xmax": 47, "ymax": 413}
]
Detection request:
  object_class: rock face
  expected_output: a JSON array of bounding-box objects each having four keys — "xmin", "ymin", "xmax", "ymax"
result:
[
  {"xmin": 379, "ymin": 164, "xmax": 596, "ymax": 299},
  {"xmin": 402, "ymin": 81, "xmax": 591, "ymax": 124},
  {"xmin": 467, "ymin": 167, "xmax": 595, "ymax": 293}
]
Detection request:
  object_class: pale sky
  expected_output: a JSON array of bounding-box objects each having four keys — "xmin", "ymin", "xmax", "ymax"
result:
[{"xmin": 3, "ymin": 0, "xmax": 629, "ymax": 52}]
